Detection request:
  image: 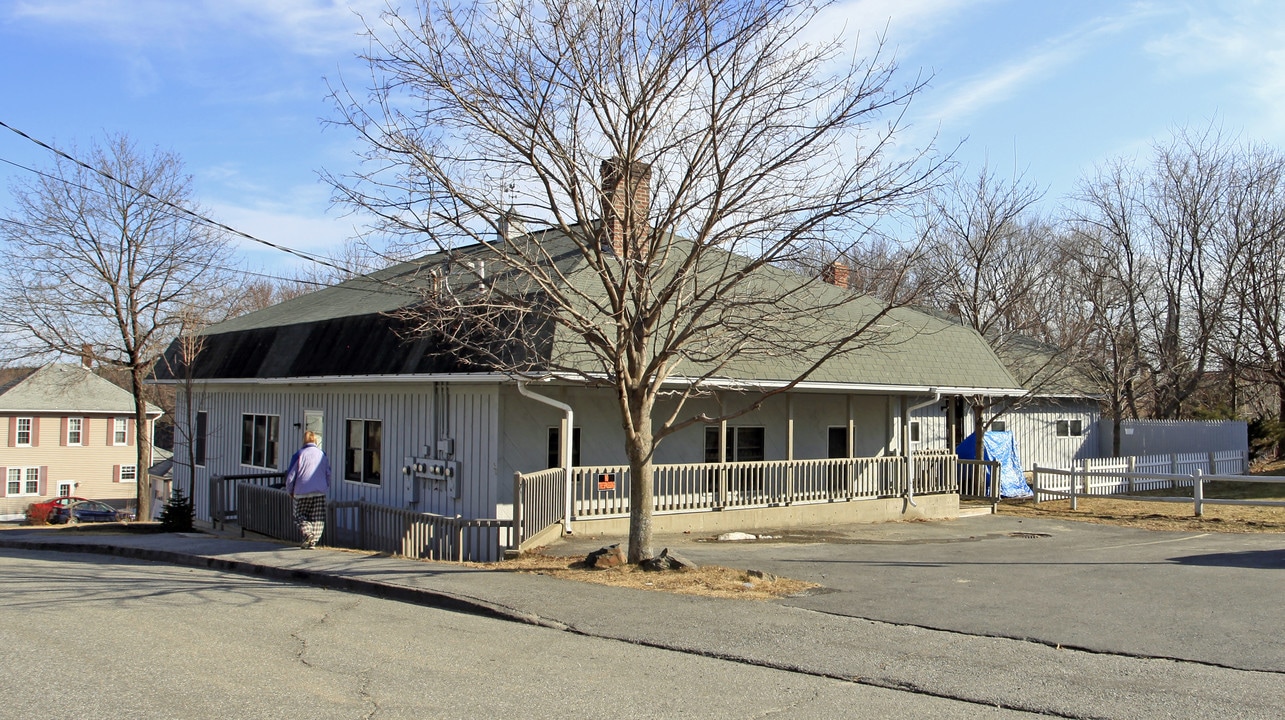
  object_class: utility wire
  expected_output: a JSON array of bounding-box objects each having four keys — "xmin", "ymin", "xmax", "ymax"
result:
[{"xmin": 0, "ymin": 119, "xmax": 358, "ymax": 277}]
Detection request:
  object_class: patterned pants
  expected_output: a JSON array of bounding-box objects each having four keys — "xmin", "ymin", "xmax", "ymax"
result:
[{"xmin": 293, "ymin": 494, "xmax": 326, "ymax": 547}]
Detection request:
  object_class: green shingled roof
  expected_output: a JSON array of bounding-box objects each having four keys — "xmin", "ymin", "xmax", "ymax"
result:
[
  {"xmin": 0, "ymin": 363, "xmax": 162, "ymax": 414},
  {"xmin": 185, "ymin": 227, "xmax": 1020, "ymax": 392}
]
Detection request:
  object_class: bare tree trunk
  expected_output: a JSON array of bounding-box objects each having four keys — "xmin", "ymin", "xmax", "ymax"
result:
[
  {"xmin": 624, "ymin": 388, "xmax": 656, "ymax": 563},
  {"xmin": 130, "ymin": 365, "xmax": 153, "ymax": 521},
  {"xmin": 1278, "ymin": 380, "xmax": 1285, "ymax": 460}
]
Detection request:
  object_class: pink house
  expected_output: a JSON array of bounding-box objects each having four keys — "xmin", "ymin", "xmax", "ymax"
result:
[{"xmin": 0, "ymin": 363, "xmax": 162, "ymax": 521}]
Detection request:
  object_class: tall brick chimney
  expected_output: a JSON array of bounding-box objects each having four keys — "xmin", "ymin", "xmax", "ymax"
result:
[
  {"xmin": 821, "ymin": 260, "xmax": 850, "ymax": 288},
  {"xmin": 600, "ymin": 157, "xmax": 651, "ymax": 259}
]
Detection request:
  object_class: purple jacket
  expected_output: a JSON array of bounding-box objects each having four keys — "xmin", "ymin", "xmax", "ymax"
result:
[{"xmin": 284, "ymin": 443, "xmax": 331, "ymax": 496}]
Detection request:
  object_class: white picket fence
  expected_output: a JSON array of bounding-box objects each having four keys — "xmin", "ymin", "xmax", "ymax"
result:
[
  {"xmin": 1033, "ymin": 450, "xmax": 1248, "ymax": 499},
  {"xmin": 1029, "ymin": 449, "xmax": 1285, "ymax": 517}
]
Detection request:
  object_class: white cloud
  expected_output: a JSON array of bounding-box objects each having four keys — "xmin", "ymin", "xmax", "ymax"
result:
[
  {"xmin": 921, "ymin": 6, "xmax": 1160, "ymax": 126},
  {"xmin": 1143, "ymin": 1, "xmax": 1285, "ymax": 136},
  {"xmin": 8, "ymin": 0, "xmax": 381, "ymax": 56},
  {"xmin": 205, "ymin": 195, "xmax": 357, "ymax": 264}
]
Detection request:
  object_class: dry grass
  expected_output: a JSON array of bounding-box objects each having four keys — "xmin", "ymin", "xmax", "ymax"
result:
[
  {"xmin": 1001, "ymin": 459, "xmax": 1285, "ymax": 533},
  {"xmin": 998, "ymin": 497, "xmax": 1285, "ymax": 533},
  {"xmin": 473, "ymin": 552, "xmax": 819, "ymax": 600}
]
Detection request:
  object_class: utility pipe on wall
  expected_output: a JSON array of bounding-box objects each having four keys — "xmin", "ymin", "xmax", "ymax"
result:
[
  {"xmin": 902, "ymin": 390, "xmax": 942, "ymax": 508},
  {"xmin": 517, "ymin": 382, "xmax": 575, "ymax": 535}
]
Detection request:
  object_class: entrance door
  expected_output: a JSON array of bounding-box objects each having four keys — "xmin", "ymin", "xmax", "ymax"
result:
[{"xmin": 304, "ymin": 411, "xmax": 324, "ymax": 449}]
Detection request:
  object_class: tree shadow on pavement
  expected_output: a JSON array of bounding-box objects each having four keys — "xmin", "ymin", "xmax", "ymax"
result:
[{"xmin": 1169, "ymin": 548, "xmax": 1285, "ymax": 569}]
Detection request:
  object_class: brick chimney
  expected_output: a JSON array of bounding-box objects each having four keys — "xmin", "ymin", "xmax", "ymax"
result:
[
  {"xmin": 600, "ymin": 157, "xmax": 651, "ymax": 259},
  {"xmin": 80, "ymin": 343, "xmax": 93, "ymax": 369},
  {"xmin": 821, "ymin": 260, "xmax": 850, "ymax": 288}
]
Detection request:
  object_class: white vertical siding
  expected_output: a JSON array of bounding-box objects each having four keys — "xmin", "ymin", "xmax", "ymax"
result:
[
  {"xmin": 177, "ymin": 382, "xmax": 504, "ymax": 523},
  {"xmin": 978, "ymin": 399, "xmax": 1098, "ymax": 471}
]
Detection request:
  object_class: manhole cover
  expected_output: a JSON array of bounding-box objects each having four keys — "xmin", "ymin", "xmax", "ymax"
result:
[{"xmin": 1008, "ymin": 532, "xmax": 1052, "ymax": 539}]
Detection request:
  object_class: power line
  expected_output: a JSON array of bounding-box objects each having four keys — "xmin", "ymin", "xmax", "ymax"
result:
[{"xmin": 0, "ymin": 119, "xmax": 358, "ymax": 277}]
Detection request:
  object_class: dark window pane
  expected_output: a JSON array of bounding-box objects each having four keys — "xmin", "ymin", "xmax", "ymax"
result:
[
  {"xmin": 241, "ymin": 415, "xmax": 253, "ymax": 464},
  {"xmin": 1056, "ymin": 420, "xmax": 1070, "ymax": 437},
  {"xmin": 346, "ymin": 420, "xmax": 362, "ymax": 481},
  {"xmin": 195, "ymin": 412, "xmax": 208, "ymax": 466},
  {"xmin": 828, "ymin": 427, "xmax": 848, "ymax": 459},
  {"xmin": 704, "ymin": 427, "xmax": 720, "ymax": 463},
  {"xmin": 1070, "ymin": 419, "xmax": 1083, "ymax": 437},
  {"xmin": 736, "ymin": 427, "xmax": 765, "ymax": 462}
]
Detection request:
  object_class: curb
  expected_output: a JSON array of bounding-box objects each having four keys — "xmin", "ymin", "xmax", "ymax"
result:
[{"xmin": 0, "ymin": 538, "xmax": 569, "ymax": 631}]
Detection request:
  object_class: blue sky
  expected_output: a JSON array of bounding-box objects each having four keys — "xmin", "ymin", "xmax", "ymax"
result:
[{"xmin": 2, "ymin": 0, "xmax": 1283, "ymax": 278}]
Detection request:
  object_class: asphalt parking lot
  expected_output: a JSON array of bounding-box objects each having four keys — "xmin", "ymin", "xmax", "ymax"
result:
[{"xmin": 546, "ymin": 513, "xmax": 1285, "ymax": 672}]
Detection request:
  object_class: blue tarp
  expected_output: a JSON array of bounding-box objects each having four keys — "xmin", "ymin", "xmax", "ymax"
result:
[{"xmin": 956, "ymin": 430, "xmax": 1033, "ymax": 498}]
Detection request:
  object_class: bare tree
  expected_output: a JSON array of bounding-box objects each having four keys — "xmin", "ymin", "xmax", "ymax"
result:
[
  {"xmin": 1067, "ymin": 160, "xmax": 1152, "ymax": 454},
  {"xmin": 1223, "ymin": 144, "xmax": 1285, "ymax": 458},
  {"xmin": 0, "ymin": 134, "xmax": 235, "ymax": 520},
  {"xmin": 328, "ymin": 0, "xmax": 943, "ymax": 561},
  {"xmin": 912, "ymin": 165, "xmax": 1078, "ymax": 456},
  {"xmin": 1140, "ymin": 127, "xmax": 1238, "ymax": 419}
]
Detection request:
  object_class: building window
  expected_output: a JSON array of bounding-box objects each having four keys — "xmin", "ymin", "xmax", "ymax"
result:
[
  {"xmin": 119, "ymin": 465, "xmax": 137, "ymax": 482},
  {"xmin": 991, "ymin": 420, "xmax": 1006, "ymax": 432},
  {"xmin": 6, "ymin": 467, "xmax": 39, "ymax": 496},
  {"xmin": 547, "ymin": 426, "xmax": 582, "ymax": 469},
  {"xmin": 1056, "ymin": 419, "xmax": 1083, "ymax": 437},
  {"xmin": 827, "ymin": 427, "xmax": 850, "ymax": 459},
  {"xmin": 240, "ymin": 414, "xmax": 280, "ymax": 469},
  {"xmin": 194, "ymin": 411, "xmax": 208, "ymax": 467},
  {"xmin": 16, "ymin": 417, "xmax": 32, "ymax": 446},
  {"xmin": 908, "ymin": 421, "xmax": 921, "ymax": 443},
  {"xmin": 345, "ymin": 419, "xmax": 382, "ymax": 485},
  {"xmin": 704, "ymin": 426, "xmax": 765, "ymax": 463},
  {"xmin": 67, "ymin": 417, "xmax": 83, "ymax": 445},
  {"xmin": 57, "ymin": 482, "xmax": 73, "ymax": 497},
  {"xmin": 113, "ymin": 417, "xmax": 128, "ymax": 445}
]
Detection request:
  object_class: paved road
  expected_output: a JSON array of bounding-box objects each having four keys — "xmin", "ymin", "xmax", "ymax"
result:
[
  {"xmin": 550, "ymin": 513, "xmax": 1285, "ymax": 672},
  {"xmin": 3, "ymin": 516, "xmax": 1284, "ymax": 719},
  {"xmin": 0, "ymin": 549, "xmax": 1040, "ymax": 720}
]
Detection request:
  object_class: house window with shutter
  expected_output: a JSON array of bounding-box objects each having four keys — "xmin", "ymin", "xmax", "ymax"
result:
[
  {"xmin": 119, "ymin": 465, "xmax": 137, "ymax": 483},
  {"xmin": 16, "ymin": 418, "xmax": 32, "ymax": 446},
  {"xmin": 6, "ymin": 467, "xmax": 41, "ymax": 496},
  {"xmin": 113, "ymin": 417, "xmax": 128, "ymax": 445},
  {"xmin": 67, "ymin": 417, "xmax": 83, "ymax": 445}
]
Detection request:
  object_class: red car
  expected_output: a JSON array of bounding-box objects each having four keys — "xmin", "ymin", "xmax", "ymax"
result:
[{"xmin": 26, "ymin": 496, "xmax": 88, "ymax": 525}]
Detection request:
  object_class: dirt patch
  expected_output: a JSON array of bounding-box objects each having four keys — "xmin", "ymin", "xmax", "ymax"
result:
[
  {"xmin": 470, "ymin": 552, "xmax": 819, "ymax": 600},
  {"xmin": 999, "ymin": 497, "xmax": 1285, "ymax": 533}
]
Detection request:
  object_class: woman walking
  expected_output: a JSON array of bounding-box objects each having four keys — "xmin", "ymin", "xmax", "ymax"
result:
[{"xmin": 285, "ymin": 430, "xmax": 331, "ymax": 549}]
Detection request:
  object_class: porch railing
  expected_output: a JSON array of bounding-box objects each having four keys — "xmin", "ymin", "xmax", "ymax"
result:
[
  {"xmin": 238, "ymin": 483, "xmax": 303, "ymax": 543},
  {"xmin": 231, "ymin": 483, "xmax": 514, "ymax": 562},
  {"xmin": 209, "ymin": 472, "xmax": 285, "ymax": 530},
  {"xmin": 512, "ymin": 467, "xmax": 566, "ymax": 551},
  {"xmin": 556, "ymin": 454, "xmax": 953, "ymax": 520},
  {"xmin": 957, "ymin": 459, "xmax": 1002, "ymax": 503},
  {"xmin": 327, "ymin": 501, "xmax": 513, "ymax": 562}
]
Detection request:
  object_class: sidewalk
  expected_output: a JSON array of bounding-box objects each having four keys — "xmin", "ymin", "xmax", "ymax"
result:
[{"xmin": 2, "ymin": 521, "xmax": 1281, "ymax": 719}]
